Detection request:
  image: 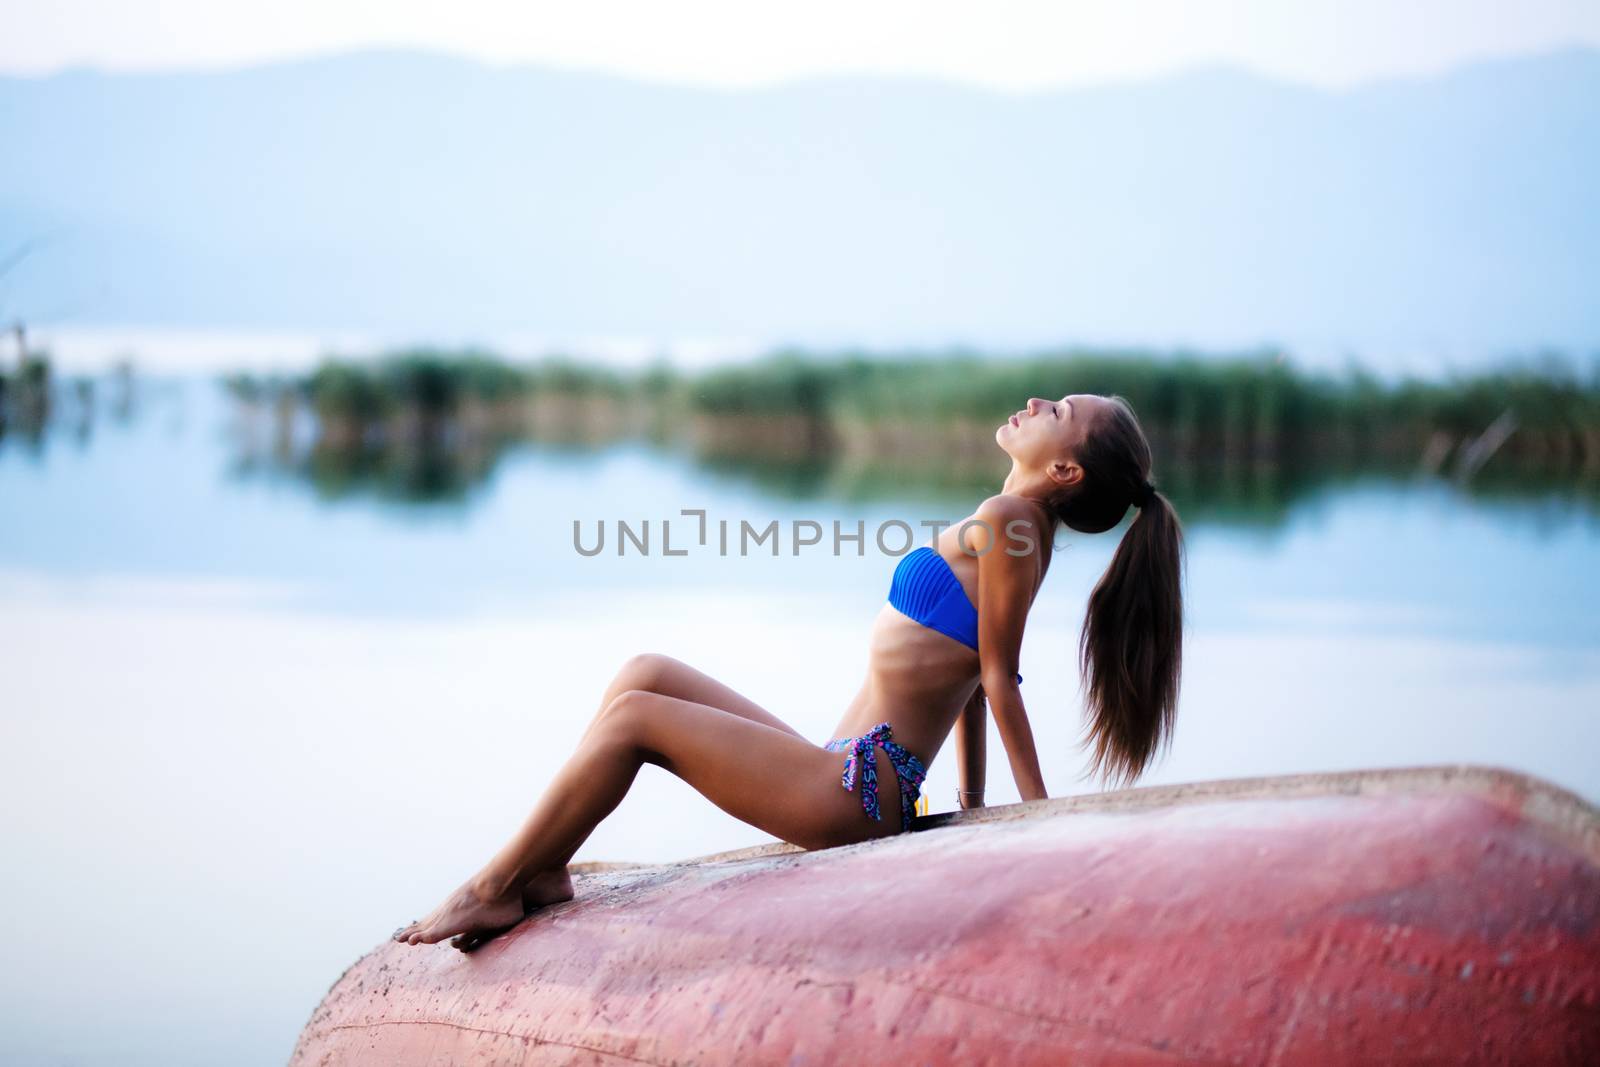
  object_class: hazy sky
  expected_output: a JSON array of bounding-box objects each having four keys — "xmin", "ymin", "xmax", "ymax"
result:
[{"xmin": 4, "ymin": 0, "xmax": 1598, "ymax": 88}]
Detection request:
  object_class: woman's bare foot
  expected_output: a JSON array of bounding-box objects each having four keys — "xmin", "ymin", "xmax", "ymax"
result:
[
  {"xmin": 449, "ymin": 868, "xmax": 578, "ymax": 953},
  {"xmin": 521, "ymin": 867, "xmax": 575, "ymax": 912},
  {"xmin": 393, "ymin": 868, "xmax": 576, "ymax": 954},
  {"xmin": 392, "ymin": 876, "xmax": 525, "ymax": 950}
]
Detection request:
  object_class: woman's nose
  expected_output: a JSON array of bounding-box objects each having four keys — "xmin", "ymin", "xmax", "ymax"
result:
[{"xmin": 1026, "ymin": 398, "xmax": 1044, "ymax": 416}]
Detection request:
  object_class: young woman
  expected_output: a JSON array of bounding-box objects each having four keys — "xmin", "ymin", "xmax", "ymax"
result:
[{"xmin": 395, "ymin": 393, "xmax": 1185, "ymax": 951}]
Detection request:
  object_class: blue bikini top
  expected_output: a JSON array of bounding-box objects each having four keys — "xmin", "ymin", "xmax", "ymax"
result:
[{"xmin": 888, "ymin": 546, "xmax": 1021, "ymax": 684}]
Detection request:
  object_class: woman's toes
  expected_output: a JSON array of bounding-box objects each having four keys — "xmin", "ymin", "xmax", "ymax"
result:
[{"xmin": 455, "ymin": 927, "xmax": 505, "ymax": 953}]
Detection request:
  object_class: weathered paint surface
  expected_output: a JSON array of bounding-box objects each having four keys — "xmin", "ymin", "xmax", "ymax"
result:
[{"xmin": 294, "ymin": 766, "xmax": 1600, "ymax": 1065}]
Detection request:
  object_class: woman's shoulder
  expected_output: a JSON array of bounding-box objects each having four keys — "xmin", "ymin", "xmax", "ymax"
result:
[
  {"xmin": 965, "ymin": 494, "xmax": 1054, "ymax": 562},
  {"xmin": 973, "ymin": 492, "xmax": 1046, "ymax": 524},
  {"xmin": 974, "ymin": 493, "xmax": 1052, "ymax": 536}
]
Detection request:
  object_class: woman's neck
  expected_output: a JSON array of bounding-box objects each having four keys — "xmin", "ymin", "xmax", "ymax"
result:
[{"xmin": 1001, "ymin": 463, "xmax": 1049, "ymax": 501}]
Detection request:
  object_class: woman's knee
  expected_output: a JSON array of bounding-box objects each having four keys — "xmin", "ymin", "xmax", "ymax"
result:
[
  {"xmin": 613, "ymin": 652, "xmax": 676, "ymax": 694},
  {"xmin": 595, "ymin": 688, "xmax": 654, "ymax": 742}
]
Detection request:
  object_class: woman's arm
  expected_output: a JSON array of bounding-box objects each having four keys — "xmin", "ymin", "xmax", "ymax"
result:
[
  {"xmin": 983, "ymin": 674, "xmax": 1046, "ymax": 801},
  {"xmin": 955, "ymin": 687, "xmax": 987, "ymax": 808},
  {"xmin": 971, "ymin": 495, "xmax": 1049, "ymax": 802}
]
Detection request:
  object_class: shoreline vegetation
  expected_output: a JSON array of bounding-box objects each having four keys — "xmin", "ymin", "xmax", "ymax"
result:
[
  {"xmin": 217, "ymin": 346, "xmax": 1600, "ymax": 512},
  {"xmin": 0, "ymin": 334, "xmax": 137, "ymax": 448}
]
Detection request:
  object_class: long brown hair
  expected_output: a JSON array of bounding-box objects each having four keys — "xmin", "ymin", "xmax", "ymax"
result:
[{"xmin": 1050, "ymin": 395, "xmax": 1185, "ymax": 788}]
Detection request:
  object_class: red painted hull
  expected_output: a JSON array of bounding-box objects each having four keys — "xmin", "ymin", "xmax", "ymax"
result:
[{"xmin": 294, "ymin": 766, "xmax": 1600, "ymax": 1065}]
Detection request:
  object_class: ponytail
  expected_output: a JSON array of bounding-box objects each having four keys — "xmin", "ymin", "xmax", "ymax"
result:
[
  {"xmin": 1078, "ymin": 489, "xmax": 1184, "ymax": 787},
  {"xmin": 1050, "ymin": 395, "xmax": 1186, "ymax": 788}
]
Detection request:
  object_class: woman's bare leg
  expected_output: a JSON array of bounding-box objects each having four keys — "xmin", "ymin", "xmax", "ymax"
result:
[
  {"xmin": 394, "ymin": 689, "xmax": 886, "ymax": 950},
  {"xmin": 503, "ymin": 653, "xmax": 806, "ymax": 916},
  {"xmin": 581, "ymin": 653, "xmax": 807, "ymax": 743},
  {"xmin": 396, "ymin": 656, "xmax": 808, "ymax": 945},
  {"xmin": 394, "ymin": 656, "xmax": 815, "ymax": 948}
]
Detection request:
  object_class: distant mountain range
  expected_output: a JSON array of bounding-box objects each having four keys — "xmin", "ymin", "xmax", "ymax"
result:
[{"xmin": 2, "ymin": 48, "xmax": 1597, "ymax": 363}]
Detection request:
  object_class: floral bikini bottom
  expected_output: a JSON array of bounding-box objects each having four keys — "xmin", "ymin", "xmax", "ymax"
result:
[{"xmin": 823, "ymin": 721, "xmax": 928, "ymax": 831}]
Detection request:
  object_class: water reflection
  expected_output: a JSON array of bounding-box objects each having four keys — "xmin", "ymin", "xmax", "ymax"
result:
[
  {"xmin": 230, "ymin": 413, "xmax": 1600, "ymax": 532},
  {"xmin": 213, "ymin": 349, "xmax": 1600, "ymax": 526},
  {"xmin": 0, "ymin": 356, "xmax": 142, "ymax": 459}
]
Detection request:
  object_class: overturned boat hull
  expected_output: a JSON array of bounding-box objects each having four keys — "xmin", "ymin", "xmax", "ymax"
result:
[{"xmin": 294, "ymin": 766, "xmax": 1600, "ymax": 1065}]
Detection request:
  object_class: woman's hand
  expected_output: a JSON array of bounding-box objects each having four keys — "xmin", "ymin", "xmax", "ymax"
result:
[{"xmin": 955, "ymin": 688, "xmax": 987, "ymax": 812}]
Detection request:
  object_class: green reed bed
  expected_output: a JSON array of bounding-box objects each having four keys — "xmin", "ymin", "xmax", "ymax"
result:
[
  {"xmin": 222, "ymin": 346, "xmax": 1600, "ymax": 506},
  {"xmin": 670, "ymin": 348, "xmax": 1600, "ymax": 472}
]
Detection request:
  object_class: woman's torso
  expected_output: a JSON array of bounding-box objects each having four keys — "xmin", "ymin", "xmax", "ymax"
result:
[{"xmin": 828, "ymin": 506, "xmax": 1054, "ymax": 768}]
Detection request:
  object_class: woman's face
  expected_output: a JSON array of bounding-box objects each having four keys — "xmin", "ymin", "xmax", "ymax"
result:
[{"xmin": 996, "ymin": 393, "xmax": 1105, "ymax": 471}]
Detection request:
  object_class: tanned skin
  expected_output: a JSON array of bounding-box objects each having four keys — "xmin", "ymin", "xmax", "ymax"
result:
[{"xmin": 394, "ymin": 394, "xmax": 1114, "ymax": 951}]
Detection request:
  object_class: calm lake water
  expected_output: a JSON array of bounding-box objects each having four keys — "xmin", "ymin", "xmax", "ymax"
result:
[{"xmin": 2, "ymin": 377, "xmax": 1597, "ymax": 1065}]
